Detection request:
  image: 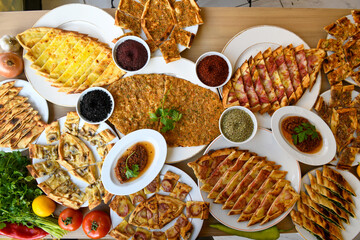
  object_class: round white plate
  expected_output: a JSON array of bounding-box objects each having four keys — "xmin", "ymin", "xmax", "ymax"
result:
[
  {"xmin": 102, "ymin": 129, "xmax": 167, "ymax": 195},
  {"xmin": 0, "ymin": 79, "xmax": 49, "ymax": 152},
  {"xmin": 110, "ymin": 164, "xmax": 203, "ymax": 240},
  {"xmin": 24, "ymin": 3, "xmax": 124, "ymax": 107},
  {"xmin": 326, "ymin": 14, "xmax": 359, "ymax": 86},
  {"xmin": 271, "ymin": 106, "xmax": 336, "ymax": 166},
  {"xmin": 34, "ymin": 115, "xmax": 119, "ymax": 207},
  {"xmin": 115, "ymin": 56, "xmax": 217, "ymax": 164},
  {"xmin": 319, "ymin": 89, "xmax": 360, "ymax": 166},
  {"xmin": 221, "ymin": 25, "xmax": 321, "ymax": 129},
  {"xmin": 200, "ymin": 128, "xmax": 301, "ymax": 232},
  {"xmin": 294, "ymin": 166, "xmax": 360, "ymax": 240}
]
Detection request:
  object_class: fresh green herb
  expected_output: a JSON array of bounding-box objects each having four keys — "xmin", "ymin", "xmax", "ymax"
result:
[
  {"xmin": 0, "ymin": 151, "xmax": 67, "ymax": 238},
  {"xmin": 149, "ymin": 87, "xmax": 182, "ymax": 133},
  {"xmin": 125, "ymin": 151, "xmax": 139, "ymax": 179},
  {"xmin": 291, "ymin": 122, "xmax": 319, "ymax": 145}
]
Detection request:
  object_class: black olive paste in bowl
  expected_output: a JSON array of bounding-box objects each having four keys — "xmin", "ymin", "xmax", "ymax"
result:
[{"xmin": 220, "ymin": 108, "xmax": 256, "ymax": 143}]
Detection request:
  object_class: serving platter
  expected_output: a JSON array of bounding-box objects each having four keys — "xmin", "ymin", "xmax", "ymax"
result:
[
  {"xmin": 221, "ymin": 25, "xmax": 321, "ymax": 129},
  {"xmin": 24, "ymin": 4, "xmax": 123, "ymax": 107},
  {"xmin": 271, "ymin": 106, "xmax": 336, "ymax": 166},
  {"xmin": 0, "ymin": 79, "xmax": 49, "ymax": 152},
  {"xmin": 116, "ymin": 56, "xmax": 216, "ymax": 163},
  {"xmin": 110, "ymin": 164, "xmax": 204, "ymax": 240},
  {"xmin": 326, "ymin": 14, "xmax": 359, "ymax": 86},
  {"xmin": 33, "ymin": 115, "xmax": 119, "ymax": 207},
  {"xmin": 199, "ymin": 128, "xmax": 301, "ymax": 232},
  {"xmin": 102, "ymin": 129, "xmax": 167, "ymax": 195},
  {"xmin": 294, "ymin": 166, "xmax": 360, "ymax": 240}
]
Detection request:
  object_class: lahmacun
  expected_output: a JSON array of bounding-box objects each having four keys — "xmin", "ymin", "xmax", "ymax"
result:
[
  {"xmin": 173, "ymin": 0, "xmax": 203, "ymax": 28},
  {"xmin": 170, "ymin": 25, "xmax": 195, "ymax": 48},
  {"xmin": 118, "ymin": 0, "xmax": 144, "ymax": 19},
  {"xmin": 141, "ymin": 18, "xmax": 175, "ymax": 45},
  {"xmin": 159, "ymin": 38, "xmax": 181, "ymax": 63},
  {"xmin": 115, "ymin": 10, "xmax": 142, "ymax": 33}
]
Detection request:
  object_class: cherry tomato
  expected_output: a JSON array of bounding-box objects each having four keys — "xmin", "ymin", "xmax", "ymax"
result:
[
  {"xmin": 82, "ymin": 210, "xmax": 111, "ymax": 239},
  {"xmin": 0, "ymin": 52, "xmax": 23, "ymax": 78},
  {"xmin": 58, "ymin": 208, "xmax": 83, "ymax": 231}
]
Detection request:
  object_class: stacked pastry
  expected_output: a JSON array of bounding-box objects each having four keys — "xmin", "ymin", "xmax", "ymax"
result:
[
  {"xmin": 0, "ymin": 81, "xmax": 45, "ymax": 149},
  {"xmin": 26, "ymin": 111, "xmax": 116, "ymax": 210},
  {"xmin": 318, "ymin": 10, "xmax": 360, "ymax": 86},
  {"xmin": 16, "ymin": 27, "xmax": 125, "ymax": 93},
  {"xmin": 291, "ymin": 165, "xmax": 356, "ymax": 240},
  {"xmin": 222, "ymin": 44, "xmax": 325, "ymax": 115},
  {"xmin": 114, "ymin": 0, "xmax": 202, "ymax": 63},
  {"xmin": 314, "ymin": 84, "xmax": 360, "ymax": 170},
  {"xmin": 109, "ymin": 170, "xmax": 209, "ymax": 240},
  {"xmin": 188, "ymin": 147, "xmax": 299, "ymax": 226}
]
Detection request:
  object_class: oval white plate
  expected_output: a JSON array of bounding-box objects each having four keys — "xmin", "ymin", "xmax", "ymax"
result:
[
  {"xmin": 0, "ymin": 79, "xmax": 49, "ymax": 152},
  {"xmin": 110, "ymin": 164, "xmax": 203, "ymax": 240},
  {"xmin": 319, "ymin": 90, "xmax": 360, "ymax": 167},
  {"xmin": 294, "ymin": 166, "xmax": 360, "ymax": 240},
  {"xmin": 271, "ymin": 106, "xmax": 336, "ymax": 166},
  {"xmin": 24, "ymin": 3, "xmax": 123, "ymax": 107},
  {"xmin": 34, "ymin": 115, "xmax": 119, "ymax": 207},
  {"xmin": 221, "ymin": 25, "xmax": 321, "ymax": 129},
  {"xmin": 326, "ymin": 14, "xmax": 359, "ymax": 86},
  {"xmin": 200, "ymin": 128, "xmax": 301, "ymax": 232},
  {"xmin": 102, "ymin": 129, "xmax": 167, "ymax": 195},
  {"xmin": 115, "ymin": 56, "xmax": 218, "ymax": 163}
]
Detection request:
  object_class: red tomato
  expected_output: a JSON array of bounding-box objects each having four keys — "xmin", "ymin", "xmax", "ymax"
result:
[
  {"xmin": 58, "ymin": 208, "xmax": 83, "ymax": 231},
  {"xmin": 0, "ymin": 52, "xmax": 23, "ymax": 78},
  {"xmin": 82, "ymin": 210, "xmax": 111, "ymax": 239}
]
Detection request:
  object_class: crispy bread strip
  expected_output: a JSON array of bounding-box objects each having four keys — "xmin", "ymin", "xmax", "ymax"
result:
[
  {"xmin": 284, "ymin": 44, "xmax": 303, "ymax": 100},
  {"xmin": 240, "ymin": 61, "xmax": 261, "ymax": 112},
  {"xmin": 291, "ymin": 210, "xmax": 328, "ymax": 240},
  {"xmin": 323, "ymin": 165, "xmax": 356, "ymax": 196}
]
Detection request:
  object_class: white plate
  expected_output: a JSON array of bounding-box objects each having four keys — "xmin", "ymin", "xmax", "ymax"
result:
[
  {"xmin": 24, "ymin": 3, "xmax": 124, "ymax": 107},
  {"xmin": 34, "ymin": 115, "xmax": 119, "ymax": 207},
  {"xmin": 102, "ymin": 129, "xmax": 167, "ymax": 195},
  {"xmin": 271, "ymin": 106, "xmax": 336, "ymax": 166},
  {"xmin": 319, "ymin": 90, "xmax": 360, "ymax": 166},
  {"xmin": 326, "ymin": 14, "xmax": 359, "ymax": 86},
  {"xmin": 110, "ymin": 164, "xmax": 203, "ymax": 240},
  {"xmin": 115, "ymin": 56, "xmax": 217, "ymax": 163},
  {"xmin": 0, "ymin": 79, "xmax": 49, "ymax": 152},
  {"xmin": 200, "ymin": 128, "xmax": 301, "ymax": 232},
  {"xmin": 294, "ymin": 166, "xmax": 360, "ymax": 240},
  {"xmin": 221, "ymin": 25, "xmax": 321, "ymax": 129}
]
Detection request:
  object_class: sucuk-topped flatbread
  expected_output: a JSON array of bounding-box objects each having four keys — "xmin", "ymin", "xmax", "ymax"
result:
[{"xmin": 108, "ymin": 74, "xmax": 223, "ymax": 147}]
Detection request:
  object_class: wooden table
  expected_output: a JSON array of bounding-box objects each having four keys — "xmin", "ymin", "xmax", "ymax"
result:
[{"xmin": 0, "ymin": 7, "xmax": 359, "ymax": 239}]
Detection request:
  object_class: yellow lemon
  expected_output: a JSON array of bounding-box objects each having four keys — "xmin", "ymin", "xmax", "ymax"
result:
[
  {"xmin": 357, "ymin": 164, "xmax": 360, "ymax": 178},
  {"xmin": 32, "ymin": 195, "xmax": 56, "ymax": 217}
]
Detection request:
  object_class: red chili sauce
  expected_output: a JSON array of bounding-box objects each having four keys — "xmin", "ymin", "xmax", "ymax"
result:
[
  {"xmin": 116, "ymin": 40, "xmax": 148, "ymax": 71},
  {"xmin": 196, "ymin": 55, "xmax": 229, "ymax": 87},
  {"xmin": 281, "ymin": 116, "xmax": 322, "ymax": 153}
]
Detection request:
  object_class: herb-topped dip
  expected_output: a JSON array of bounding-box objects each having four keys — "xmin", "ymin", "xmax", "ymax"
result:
[{"xmin": 220, "ymin": 108, "xmax": 254, "ymax": 142}]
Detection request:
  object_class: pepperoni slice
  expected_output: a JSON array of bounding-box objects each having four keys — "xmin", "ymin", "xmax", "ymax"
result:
[
  {"xmin": 190, "ymin": 204, "xmax": 201, "ymax": 216},
  {"xmin": 152, "ymin": 231, "xmax": 164, "ymax": 236},
  {"xmin": 147, "ymin": 209, "xmax": 153, "ymax": 219},
  {"xmin": 161, "ymin": 179, "xmax": 173, "ymax": 192},
  {"xmin": 134, "ymin": 232, "xmax": 146, "ymax": 240},
  {"xmin": 166, "ymin": 227, "xmax": 179, "ymax": 238},
  {"xmin": 158, "ymin": 203, "xmax": 169, "ymax": 213},
  {"xmin": 175, "ymin": 216, "xmax": 187, "ymax": 227},
  {"xmin": 146, "ymin": 180, "xmax": 157, "ymax": 193},
  {"xmin": 179, "ymin": 191, "xmax": 188, "ymax": 200},
  {"xmin": 118, "ymin": 203, "xmax": 129, "ymax": 217},
  {"xmin": 125, "ymin": 224, "xmax": 135, "ymax": 235},
  {"xmin": 140, "ymin": 208, "xmax": 148, "ymax": 218},
  {"xmin": 133, "ymin": 195, "xmax": 145, "ymax": 204}
]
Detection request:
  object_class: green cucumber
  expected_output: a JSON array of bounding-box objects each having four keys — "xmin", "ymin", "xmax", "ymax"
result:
[{"xmin": 210, "ymin": 223, "xmax": 280, "ymax": 240}]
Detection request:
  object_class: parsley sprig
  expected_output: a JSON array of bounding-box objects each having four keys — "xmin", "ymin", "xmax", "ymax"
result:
[
  {"xmin": 291, "ymin": 122, "xmax": 319, "ymax": 145},
  {"xmin": 125, "ymin": 151, "xmax": 139, "ymax": 179},
  {"xmin": 149, "ymin": 87, "xmax": 182, "ymax": 133}
]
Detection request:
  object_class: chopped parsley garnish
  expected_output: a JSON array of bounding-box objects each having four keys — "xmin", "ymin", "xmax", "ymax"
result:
[{"xmin": 291, "ymin": 122, "xmax": 319, "ymax": 145}]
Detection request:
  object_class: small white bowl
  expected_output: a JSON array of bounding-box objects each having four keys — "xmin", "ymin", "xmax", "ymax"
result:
[
  {"xmin": 112, "ymin": 35, "xmax": 151, "ymax": 73},
  {"xmin": 219, "ymin": 106, "xmax": 258, "ymax": 145},
  {"xmin": 195, "ymin": 51, "xmax": 232, "ymax": 88},
  {"xmin": 76, "ymin": 87, "xmax": 115, "ymax": 124}
]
